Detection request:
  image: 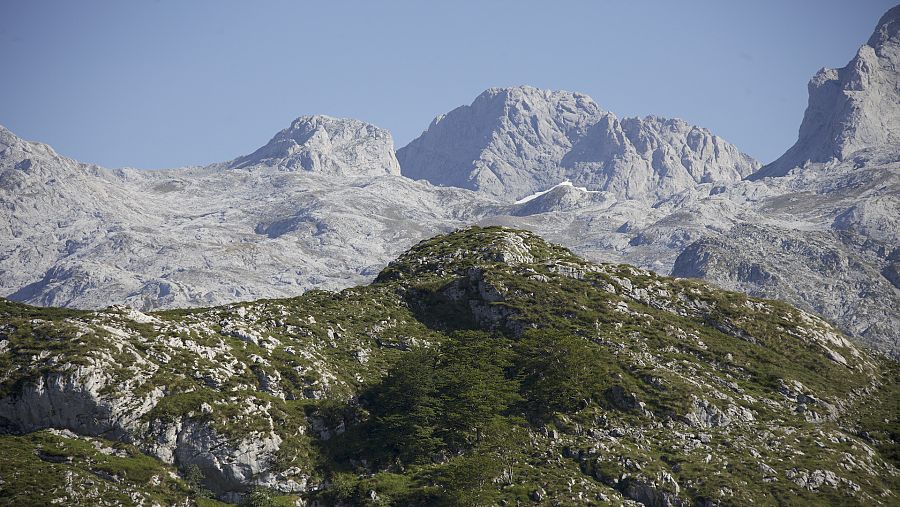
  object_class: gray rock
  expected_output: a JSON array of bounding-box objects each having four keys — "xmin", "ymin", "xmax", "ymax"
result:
[
  {"xmin": 398, "ymin": 86, "xmax": 758, "ymax": 202},
  {"xmin": 750, "ymin": 6, "xmax": 900, "ymax": 179},
  {"xmin": 229, "ymin": 115, "xmax": 401, "ymax": 176}
]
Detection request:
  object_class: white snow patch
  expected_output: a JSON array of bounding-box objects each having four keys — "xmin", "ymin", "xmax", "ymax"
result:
[{"xmin": 514, "ymin": 181, "xmax": 598, "ymax": 204}]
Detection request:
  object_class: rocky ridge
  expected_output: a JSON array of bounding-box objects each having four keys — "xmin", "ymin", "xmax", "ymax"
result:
[
  {"xmin": 398, "ymin": 86, "xmax": 760, "ymax": 201},
  {"xmin": 751, "ymin": 5, "xmax": 900, "ymax": 179},
  {"xmin": 228, "ymin": 115, "xmax": 401, "ymax": 176}
]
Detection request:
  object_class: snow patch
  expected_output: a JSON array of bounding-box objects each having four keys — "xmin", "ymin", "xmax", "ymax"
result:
[{"xmin": 514, "ymin": 180, "xmax": 597, "ymax": 204}]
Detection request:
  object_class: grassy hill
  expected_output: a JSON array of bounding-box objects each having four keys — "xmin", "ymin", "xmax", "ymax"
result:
[{"xmin": 0, "ymin": 226, "xmax": 897, "ymax": 505}]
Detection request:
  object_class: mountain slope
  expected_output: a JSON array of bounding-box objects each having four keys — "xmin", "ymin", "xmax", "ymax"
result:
[
  {"xmin": 397, "ymin": 85, "xmax": 759, "ymax": 201},
  {"xmin": 0, "ymin": 227, "xmax": 896, "ymax": 505}
]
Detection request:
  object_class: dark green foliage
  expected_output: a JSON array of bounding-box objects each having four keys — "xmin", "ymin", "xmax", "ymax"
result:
[
  {"xmin": 367, "ymin": 349, "xmax": 443, "ymax": 464},
  {"xmin": 514, "ymin": 329, "xmax": 606, "ymax": 418},
  {"xmin": 432, "ymin": 331, "xmax": 521, "ymax": 449},
  {"xmin": 365, "ymin": 331, "xmax": 520, "ymax": 464},
  {"xmin": 240, "ymin": 486, "xmax": 279, "ymax": 507}
]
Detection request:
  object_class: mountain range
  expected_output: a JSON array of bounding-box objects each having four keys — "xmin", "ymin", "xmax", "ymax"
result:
[
  {"xmin": 1, "ymin": 7, "xmax": 898, "ymax": 361},
  {"xmin": 1, "ymin": 6, "xmax": 899, "ymax": 505}
]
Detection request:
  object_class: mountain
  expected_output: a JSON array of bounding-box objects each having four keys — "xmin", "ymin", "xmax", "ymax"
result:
[
  {"xmin": 0, "ymin": 120, "xmax": 493, "ymax": 310},
  {"xmin": 0, "ymin": 7, "xmax": 897, "ymax": 359},
  {"xmin": 749, "ymin": 5, "xmax": 900, "ymax": 180},
  {"xmin": 228, "ymin": 115, "xmax": 401, "ymax": 176},
  {"xmin": 1, "ymin": 227, "xmax": 896, "ymax": 505},
  {"xmin": 397, "ymin": 85, "xmax": 760, "ymax": 201},
  {"xmin": 668, "ymin": 6, "xmax": 900, "ymax": 354}
]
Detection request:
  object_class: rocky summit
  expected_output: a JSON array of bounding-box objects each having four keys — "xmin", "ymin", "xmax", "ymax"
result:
[
  {"xmin": 398, "ymin": 86, "xmax": 759, "ymax": 202},
  {"xmin": 228, "ymin": 115, "xmax": 402, "ymax": 176},
  {"xmin": 0, "ymin": 226, "xmax": 897, "ymax": 505}
]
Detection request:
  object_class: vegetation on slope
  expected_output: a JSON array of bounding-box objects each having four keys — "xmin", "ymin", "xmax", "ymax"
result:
[{"xmin": 0, "ymin": 226, "xmax": 897, "ymax": 506}]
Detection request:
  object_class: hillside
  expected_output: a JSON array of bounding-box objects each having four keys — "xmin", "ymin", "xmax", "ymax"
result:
[{"xmin": 1, "ymin": 227, "xmax": 897, "ymax": 505}]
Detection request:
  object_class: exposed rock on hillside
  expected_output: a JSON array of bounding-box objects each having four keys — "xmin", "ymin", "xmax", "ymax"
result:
[
  {"xmin": 0, "ymin": 123, "xmax": 490, "ymax": 310},
  {"xmin": 0, "ymin": 227, "xmax": 896, "ymax": 505}
]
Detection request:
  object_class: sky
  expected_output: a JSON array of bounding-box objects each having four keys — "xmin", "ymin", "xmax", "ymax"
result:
[{"xmin": 0, "ymin": 0, "xmax": 895, "ymax": 169}]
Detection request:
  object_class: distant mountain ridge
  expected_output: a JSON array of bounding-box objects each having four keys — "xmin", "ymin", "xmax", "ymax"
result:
[{"xmin": 398, "ymin": 85, "xmax": 759, "ymax": 201}]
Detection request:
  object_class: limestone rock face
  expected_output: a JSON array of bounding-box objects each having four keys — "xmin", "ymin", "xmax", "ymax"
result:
[
  {"xmin": 0, "ymin": 124, "xmax": 490, "ymax": 311},
  {"xmin": 397, "ymin": 85, "xmax": 759, "ymax": 201},
  {"xmin": 750, "ymin": 5, "xmax": 900, "ymax": 179},
  {"xmin": 229, "ymin": 115, "xmax": 401, "ymax": 176}
]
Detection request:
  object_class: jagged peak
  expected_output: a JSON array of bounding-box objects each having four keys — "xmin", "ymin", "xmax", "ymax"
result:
[
  {"xmin": 868, "ymin": 4, "xmax": 900, "ymax": 52},
  {"xmin": 748, "ymin": 5, "xmax": 900, "ymax": 180},
  {"xmin": 475, "ymin": 85, "xmax": 601, "ymax": 107},
  {"xmin": 0, "ymin": 124, "xmax": 21, "ymax": 151},
  {"xmin": 400, "ymin": 85, "xmax": 758, "ymax": 200}
]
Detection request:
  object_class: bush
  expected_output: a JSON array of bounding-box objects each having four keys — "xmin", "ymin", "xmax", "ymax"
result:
[
  {"xmin": 240, "ymin": 486, "xmax": 279, "ymax": 507},
  {"xmin": 184, "ymin": 464, "xmax": 213, "ymax": 499}
]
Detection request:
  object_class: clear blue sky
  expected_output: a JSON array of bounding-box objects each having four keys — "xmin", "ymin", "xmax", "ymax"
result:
[{"xmin": 0, "ymin": 0, "xmax": 895, "ymax": 169}]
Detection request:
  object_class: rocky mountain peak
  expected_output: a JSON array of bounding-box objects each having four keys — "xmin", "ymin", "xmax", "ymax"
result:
[
  {"xmin": 749, "ymin": 6, "xmax": 900, "ymax": 180},
  {"xmin": 868, "ymin": 4, "xmax": 900, "ymax": 51},
  {"xmin": 473, "ymin": 85, "xmax": 605, "ymax": 118},
  {"xmin": 398, "ymin": 86, "xmax": 758, "ymax": 201},
  {"xmin": 398, "ymin": 86, "xmax": 607, "ymax": 198},
  {"xmin": 229, "ymin": 115, "xmax": 401, "ymax": 176},
  {"xmin": 0, "ymin": 125, "xmax": 21, "ymax": 151}
]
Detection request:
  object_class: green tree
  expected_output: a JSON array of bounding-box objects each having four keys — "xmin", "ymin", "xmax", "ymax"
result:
[
  {"xmin": 183, "ymin": 463, "xmax": 212, "ymax": 499},
  {"xmin": 365, "ymin": 332, "xmax": 521, "ymax": 464},
  {"xmin": 429, "ymin": 421, "xmax": 529, "ymax": 506},
  {"xmin": 434, "ymin": 331, "xmax": 520, "ymax": 450},
  {"xmin": 368, "ymin": 348, "xmax": 443, "ymax": 464},
  {"xmin": 240, "ymin": 486, "xmax": 279, "ymax": 507},
  {"xmin": 515, "ymin": 329, "xmax": 605, "ymax": 417}
]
